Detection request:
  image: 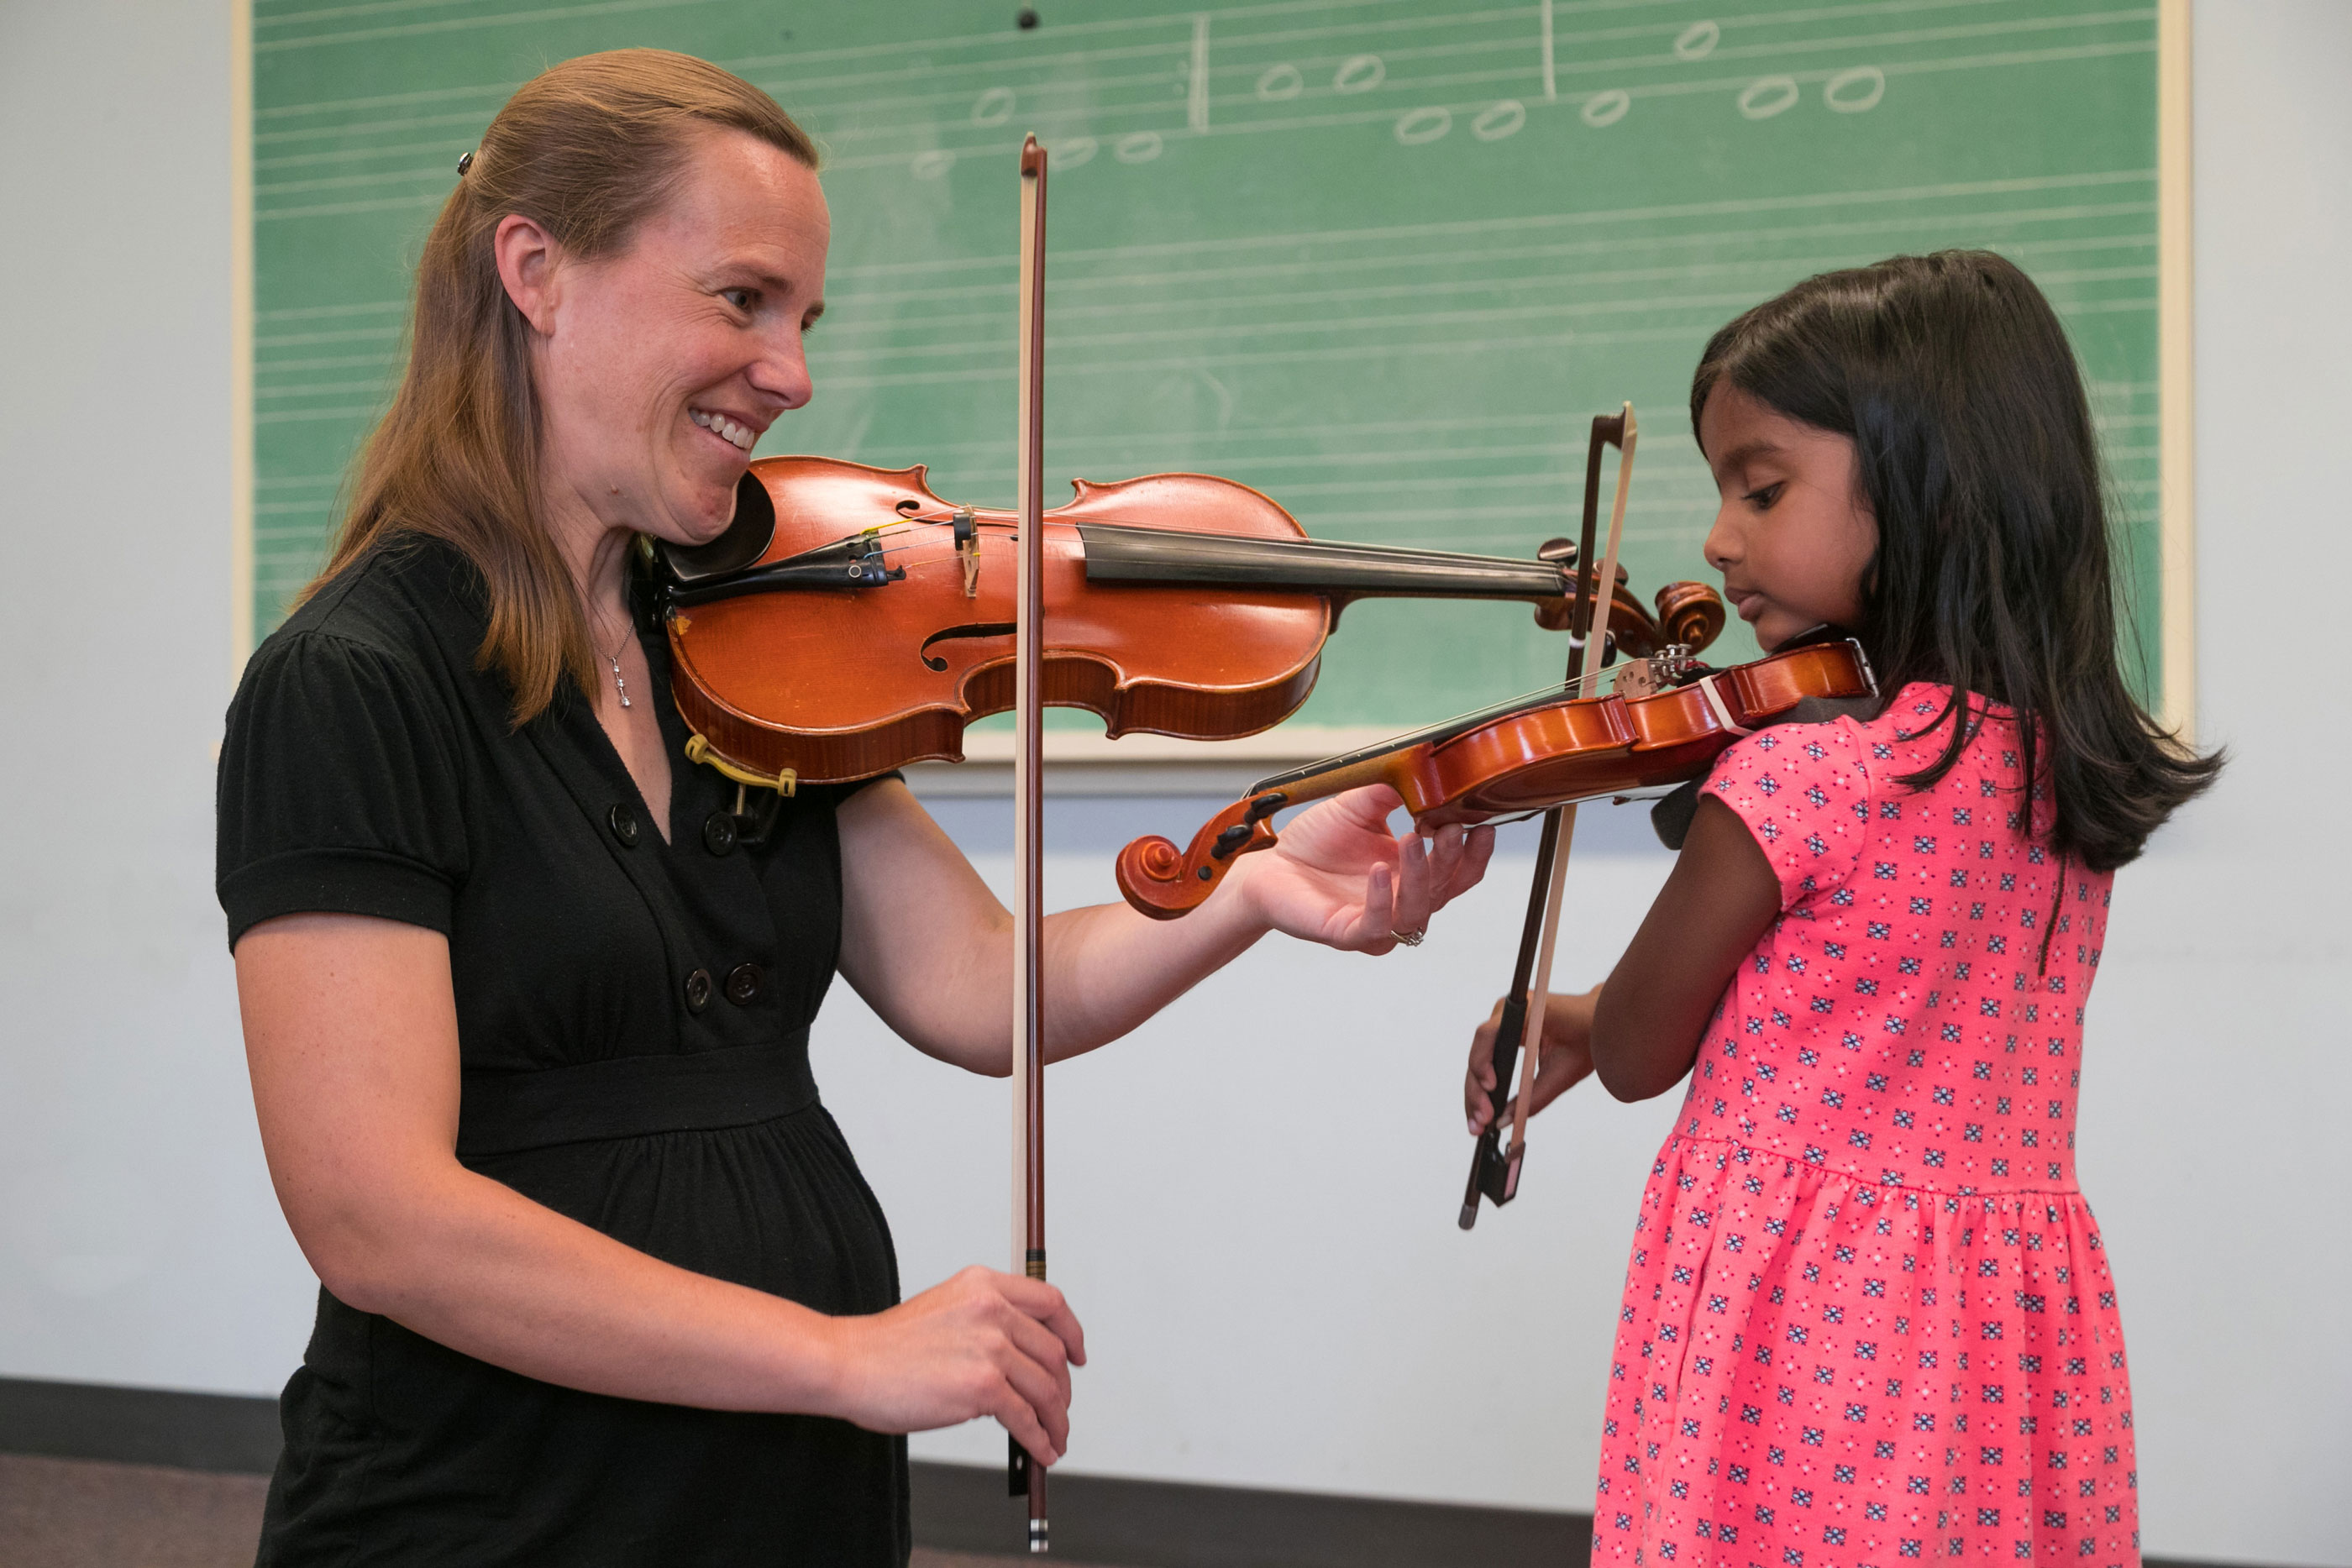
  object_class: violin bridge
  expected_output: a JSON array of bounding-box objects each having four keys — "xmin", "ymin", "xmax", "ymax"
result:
[{"xmin": 954, "ymin": 506, "xmax": 980, "ymax": 598}]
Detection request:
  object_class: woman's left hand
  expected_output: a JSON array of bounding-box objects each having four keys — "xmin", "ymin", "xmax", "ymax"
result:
[{"xmin": 1230, "ymin": 784, "xmax": 1493, "ymax": 953}]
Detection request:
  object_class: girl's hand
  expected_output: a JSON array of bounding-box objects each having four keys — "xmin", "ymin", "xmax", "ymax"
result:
[
  {"xmin": 1465, "ymin": 986, "xmax": 1600, "ymax": 1135},
  {"xmin": 822, "ymin": 1266, "xmax": 1087, "ymax": 1469},
  {"xmin": 1232, "ymin": 784, "xmax": 1494, "ymax": 953}
]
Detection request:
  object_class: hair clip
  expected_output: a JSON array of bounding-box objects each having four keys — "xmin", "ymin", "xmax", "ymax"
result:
[{"xmin": 456, "ymin": 151, "xmax": 475, "ymax": 176}]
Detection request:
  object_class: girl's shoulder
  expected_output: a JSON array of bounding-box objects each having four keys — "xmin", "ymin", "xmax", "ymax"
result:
[
  {"xmin": 1718, "ymin": 681, "xmax": 2018, "ymax": 771},
  {"xmin": 1700, "ymin": 702, "xmax": 1878, "ymax": 906},
  {"xmin": 1701, "ymin": 681, "xmax": 2055, "ymax": 907}
]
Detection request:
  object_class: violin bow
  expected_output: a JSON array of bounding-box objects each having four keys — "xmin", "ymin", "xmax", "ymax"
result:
[
  {"xmin": 1460, "ymin": 404, "xmax": 1636, "ymax": 1229},
  {"xmin": 1005, "ymin": 134, "xmax": 1052, "ymax": 1555}
]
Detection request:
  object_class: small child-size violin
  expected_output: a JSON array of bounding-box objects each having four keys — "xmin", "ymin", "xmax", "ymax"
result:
[{"xmin": 1110, "ymin": 633, "xmax": 1877, "ymax": 919}]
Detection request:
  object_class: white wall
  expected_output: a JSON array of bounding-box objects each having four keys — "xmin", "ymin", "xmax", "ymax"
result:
[
  {"xmin": 0, "ymin": 3, "xmax": 2343, "ymax": 1561},
  {"xmin": 0, "ymin": 0, "xmax": 312, "ymax": 1392}
]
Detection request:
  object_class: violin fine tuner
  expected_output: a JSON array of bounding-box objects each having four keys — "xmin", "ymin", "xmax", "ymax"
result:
[{"xmin": 1608, "ymin": 643, "xmax": 1698, "ymax": 702}]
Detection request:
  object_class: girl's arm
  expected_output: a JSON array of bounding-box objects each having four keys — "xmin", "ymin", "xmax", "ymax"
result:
[
  {"xmin": 836, "ymin": 779, "xmax": 1493, "ymax": 1075},
  {"xmin": 236, "ymin": 914, "xmax": 1085, "ymax": 1464},
  {"xmin": 1463, "ymin": 794, "xmax": 1782, "ymax": 1124},
  {"xmin": 1588, "ymin": 794, "xmax": 1782, "ymax": 1100}
]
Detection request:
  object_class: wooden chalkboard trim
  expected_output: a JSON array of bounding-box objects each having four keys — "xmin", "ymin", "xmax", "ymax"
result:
[{"xmin": 2157, "ymin": 0, "xmax": 2197, "ymax": 742}]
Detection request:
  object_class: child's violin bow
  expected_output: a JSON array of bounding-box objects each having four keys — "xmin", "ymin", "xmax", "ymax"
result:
[{"xmin": 1459, "ymin": 405, "xmax": 1637, "ymax": 1228}]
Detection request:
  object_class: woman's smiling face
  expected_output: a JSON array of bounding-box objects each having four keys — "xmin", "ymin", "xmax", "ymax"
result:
[
  {"xmin": 1697, "ymin": 382, "xmax": 1877, "ymax": 652},
  {"xmin": 505, "ymin": 126, "xmax": 829, "ymax": 548}
]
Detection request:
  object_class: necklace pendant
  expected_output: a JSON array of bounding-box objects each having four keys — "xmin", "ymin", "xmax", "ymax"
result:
[{"xmin": 609, "ymin": 654, "xmax": 632, "ymax": 710}]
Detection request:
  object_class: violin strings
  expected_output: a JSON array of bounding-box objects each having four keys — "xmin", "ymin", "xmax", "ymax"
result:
[
  {"xmin": 1247, "ymin": 665, "xmax": 1641, "ymax": 795},
  {"xmin": 825, "ymin": 516, "xmax": 1582, "ymax": 579}
]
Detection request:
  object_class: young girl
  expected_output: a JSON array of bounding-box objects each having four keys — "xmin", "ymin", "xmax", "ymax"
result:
[{"xmin": 1466, "ymin": 252, "xmax": 2218, "ymax": 1565}]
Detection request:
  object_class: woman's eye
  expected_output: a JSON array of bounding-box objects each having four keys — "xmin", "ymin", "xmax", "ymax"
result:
[{"xmin": 1744, "ymin": 481, "xmax": 1784, "ymax": 510}]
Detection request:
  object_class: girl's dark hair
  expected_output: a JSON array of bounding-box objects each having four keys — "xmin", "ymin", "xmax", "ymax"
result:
[{"xmin": 1691, "ymin": 250, "xmax": 2219, "ymax": 871}]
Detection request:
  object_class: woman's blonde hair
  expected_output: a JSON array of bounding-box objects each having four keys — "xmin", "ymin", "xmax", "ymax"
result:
[{"xmin": 302, "ymin": 49, "xmax": 816, "ymax": 725}]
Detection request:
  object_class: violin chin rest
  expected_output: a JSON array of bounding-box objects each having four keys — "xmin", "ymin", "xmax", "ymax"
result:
[{"xmin": 659, "ymin": 471, "xmax": 778, "ymax": 582}]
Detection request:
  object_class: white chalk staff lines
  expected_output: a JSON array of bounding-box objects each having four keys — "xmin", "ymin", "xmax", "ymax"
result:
[
  {"xmin": 911, "ymin": 87, "xmax": 1158, "ymax": 177},
  {"xmin": 917, "ymin": 31, "xmax": 1889, "ymax": 177},
  {"xmin": 1398, "ymin": 71, "xmax": 1890, "ymax": 147}
]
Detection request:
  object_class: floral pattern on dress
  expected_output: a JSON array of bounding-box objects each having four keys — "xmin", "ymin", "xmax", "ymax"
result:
[{"xmin": 1592, "ymin": 683, "xmax": 2137, "ymax": 1566}]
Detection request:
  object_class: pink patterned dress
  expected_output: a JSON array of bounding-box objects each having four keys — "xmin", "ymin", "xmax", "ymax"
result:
[{"xmin": 1591, "ymin": 683, "xmax": 2138, "ymax": 1566}]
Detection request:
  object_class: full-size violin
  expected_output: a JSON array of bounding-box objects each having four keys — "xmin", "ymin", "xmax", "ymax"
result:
[{"xmin": 649, "ymin": 457, "xmax": 1725, "ymax": 790}]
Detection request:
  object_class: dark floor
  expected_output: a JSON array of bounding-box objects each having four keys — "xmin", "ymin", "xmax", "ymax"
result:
[{"xmin": 0, "ymin": 1454, "xmax": 1111, "ymax": 1568}]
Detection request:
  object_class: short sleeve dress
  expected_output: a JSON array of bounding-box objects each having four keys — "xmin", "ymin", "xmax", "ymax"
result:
[
  {"xmin": 217, "ymin": 538, "xmax": 909, "ymax": 1566},
  {"xmin": 1590, "ymin": 683, "xmax": 2139, "ymax": 1566}
]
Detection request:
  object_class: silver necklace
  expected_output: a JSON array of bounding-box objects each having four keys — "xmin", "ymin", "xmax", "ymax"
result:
[{"xmin": 597, "ymin": 616, "xmax": 633, "ymax": 709}]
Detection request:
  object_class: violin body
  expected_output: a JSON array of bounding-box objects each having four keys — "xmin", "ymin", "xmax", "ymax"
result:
[
  {"xmin": 658, "ymin": 455, "xmax": 1725, "ymax": 787},
  {"xmin": 665, "ymin": 458, "xmax": 1326, "ymax": 784},
  {"xmin": 1116, "ymin": 638, "xmax": 1877, "ymax": 918},
  {"xmin": 1406, "ymin": 640, "xmax": 1872, "ymax": 819}
]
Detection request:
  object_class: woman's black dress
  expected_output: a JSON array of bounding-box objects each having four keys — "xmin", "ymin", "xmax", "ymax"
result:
[{"xmin": 216, "ymin": 538, "xmax": 908, "ymax": 1565}]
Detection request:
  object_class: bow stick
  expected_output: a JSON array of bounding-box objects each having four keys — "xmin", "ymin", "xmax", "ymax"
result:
[
  {"xmin": 1460, "ymin": 404, "xmax": 1636, "ymax": 1228},
  {"xmin": 1005, "ymin": 133, "xmax": 1052, "ymax": 1555}
]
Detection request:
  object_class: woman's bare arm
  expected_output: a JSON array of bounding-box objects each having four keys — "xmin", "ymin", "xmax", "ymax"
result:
[
  {"xmin": 833, "ymin": 779, "xmax": 1493, "ymax": 1075},
  {"xmin": 235, "ymin": 912, "xmax": 1085, "ymax": 1461}
]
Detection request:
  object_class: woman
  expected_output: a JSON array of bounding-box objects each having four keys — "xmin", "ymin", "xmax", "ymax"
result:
[{"xmin": 218, "ymin": 50, "xmax": 1489, "ymax": 1566}]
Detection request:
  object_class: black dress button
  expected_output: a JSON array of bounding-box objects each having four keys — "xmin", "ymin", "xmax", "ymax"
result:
[
  {"xmin": 724, "ymin": 962, "xmax": 764, "ymax": 1007},
  {"xmin": 608, "ymin": 804, "xmax": 641, "ymax": 848},
  {"xmin": 683, "ymin": 968, "xmax": 712, "ymax": 1013},
  {"xmin": 702, "ymin": 811, "xmax": 739, "ymax": 857}
]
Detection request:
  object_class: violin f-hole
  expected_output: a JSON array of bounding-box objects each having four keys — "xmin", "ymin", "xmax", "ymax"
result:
[{"xmin": 918, "ymin": 621, "xmax": 1017, "ymax": 671}]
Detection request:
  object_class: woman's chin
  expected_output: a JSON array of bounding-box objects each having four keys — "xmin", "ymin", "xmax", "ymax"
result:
[{"xmin": 654, "ymin": 480, "xmax": 748, "ymax": 548}]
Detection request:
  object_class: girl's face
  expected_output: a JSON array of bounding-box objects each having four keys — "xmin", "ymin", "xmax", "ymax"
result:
[
  {"xmin": 1697, "ymin": 383, "xmax": 1877, "ymax": 652},
  {"xmin": 512, "ymin": 128, "xmax": 829, "ymax": 548}
]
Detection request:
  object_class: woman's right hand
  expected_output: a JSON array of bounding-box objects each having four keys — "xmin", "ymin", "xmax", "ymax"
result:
[
  {"xmin": 1465, "ymin": 986, "xmax": 1601, "ymax": 1135},
  {"xmin": 822, "ymin": 1266, "xmax": 1087, "ymax": 1467}
]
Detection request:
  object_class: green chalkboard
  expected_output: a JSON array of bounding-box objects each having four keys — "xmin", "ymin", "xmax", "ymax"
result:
[{"xmin": 249, "ymin": 0, "xmax": 2162, "ymax": 732}]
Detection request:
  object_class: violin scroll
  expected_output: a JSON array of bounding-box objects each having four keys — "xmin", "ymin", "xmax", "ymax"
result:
[
  {"xmin": 1114, "ymin": 793, "xmax": 1285, "ymax": 920},
  {"xmin": 1651, "ymin": 581, "xmax": 1728, "ymax": 654},
  {"xmin": 1531, "ymin": 578, "xmax": 1727, "ymax": 658}
]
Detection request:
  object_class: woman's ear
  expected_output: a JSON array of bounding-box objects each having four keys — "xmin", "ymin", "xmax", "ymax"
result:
[{"xmin": 492, "ymin": 213, "xmax": 562, "ymax": 336}]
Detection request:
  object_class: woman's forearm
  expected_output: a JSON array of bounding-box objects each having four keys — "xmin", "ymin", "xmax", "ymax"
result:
[
  {"xmin": 852, "ymin": 873, "xmax": 1269, "ymax": 1075},
  {"xmin": 1037, "ymin": 869, "xmax": 1271, "ymax": 1060},
  {"xmin": 835, "ymin": 781, "xmax": 1485, "ymax": 1073},
  {"xmin": 836, "ymin": 779, "xmax": 1273, "ymax": 1072},
  {"xmin": 307, "ymin": 1149, "xmax": 852, "ymax": 1414}
]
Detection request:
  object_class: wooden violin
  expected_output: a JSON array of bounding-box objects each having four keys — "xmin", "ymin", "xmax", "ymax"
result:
[
  {"xmin": 1112, "ymin": 636, "xmax": 1877, "ymax": 919},
  {"xmin": 650, "ymin": 457, "xmax": 1724, "ymax": 790}
]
